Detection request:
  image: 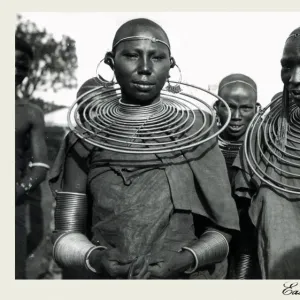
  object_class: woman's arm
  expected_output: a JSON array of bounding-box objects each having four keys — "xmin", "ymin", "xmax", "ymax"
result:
[
  {"xmin": 52, "ymin": 144, "xmax": 101, "ymax": 272},
  {"xmin": 181, "ymin": 227, "xmax": 231, "ymax": 274},
  {"xmin": 16, "ymin": 105, "xmax": 49, "ymax": 201},
  {"xmin": 52, "ymin": 143, "xmax": 131, "ymax": 278},
  {"xmin": 148, "ymin": 221, "xmax": 231, "ymax": 279}
]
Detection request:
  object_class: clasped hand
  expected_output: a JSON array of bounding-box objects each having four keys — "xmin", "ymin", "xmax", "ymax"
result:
[{"xmin": 89, "ymin": 248, "xmax": 194, "ymax": 279}]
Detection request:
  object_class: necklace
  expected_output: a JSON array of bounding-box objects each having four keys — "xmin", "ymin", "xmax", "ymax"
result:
[{"xmin": 218, "ymin": 136, "xmax": 243, "ymax": 167}]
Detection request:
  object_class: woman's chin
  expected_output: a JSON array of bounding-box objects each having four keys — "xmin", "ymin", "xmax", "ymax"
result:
[{"xmin": 123, "ymin": 92, "xmax": 160, "ymax": 105}]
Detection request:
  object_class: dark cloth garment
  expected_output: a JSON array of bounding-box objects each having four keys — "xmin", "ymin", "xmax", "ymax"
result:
[
  {"xmin": 218, "ymin": 135, "xmax": 244, "ymax": 185},
  {"xmin": 227, "ymin": 202, "xmax": 261, "ymax": 279},
  {"xmin": 218, "ymin": 134, "xmax": 260, "ymax": 279},
  {"xmin": 49, "ymin": 110, "xmax": 240, "ymax": 279},
  {"xmin": 232, "ymin": 121, "xmax": 300, "ymax": 279}
]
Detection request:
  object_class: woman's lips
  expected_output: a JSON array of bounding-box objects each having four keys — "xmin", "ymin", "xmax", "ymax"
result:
[
  {"xmin": 291, "ymin": 89, "xmax": 300, "ymax": 100},
  {"xmin": 228, "ymin": 124, "xmax": 243, "ymax": 132},
  {"xmin": 132, "ymin": 81, "xmax": 155, "ymax": 92}
]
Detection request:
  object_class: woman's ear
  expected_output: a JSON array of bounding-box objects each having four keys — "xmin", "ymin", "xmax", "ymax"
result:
[
  {"xmin": 170, "ymin": 57, "xmax": 176, "ymax": 68},
  {"xmin": 256, "ymin": 102, "xmax": 262, "ymax": 112},
  {"xmin": 213, "ymin": 100, "xmax": 220, "ymax": 111},
  {"xmin": 104, "ymin": 52, "xmax": 115, "ymax": 70}
]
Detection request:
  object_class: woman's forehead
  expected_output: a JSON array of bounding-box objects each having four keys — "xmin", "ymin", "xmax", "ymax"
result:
[
  {"xmin": 283, "ymin": 39, "xmax": 300, "ymax": 57},
  {"xmin": 114, "ymin": 25, "xmax": 170, "ymax": 45},
  {"xmin": 115, "ymin": 39, "xmax": 170, "ymax": 53},
  {"xmin": 220, "ymin": 84, "xmax": 256, "ymax": 99},
  {"xmin": 112, "ymin": 20, "xmax": 171, "ymax": 55}
]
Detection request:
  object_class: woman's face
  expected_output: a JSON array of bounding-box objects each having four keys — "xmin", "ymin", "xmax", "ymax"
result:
[
  {"xmin": 112, "ymin": 36, "xmax": 171, "ymax": 105},
  {"xmin": 281, "ymin": 35, "xmax": 300, "ymax": 108},
  {"xmin": 217, "ymin": 84, "xmax": 257, "ymax": 141}
]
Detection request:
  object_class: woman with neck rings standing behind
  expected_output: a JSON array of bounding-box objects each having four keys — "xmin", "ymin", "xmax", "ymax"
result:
[
  {"xmin": 49, "ymin": 18, "xmax": 240, "ymax": 279},
  {"xmin": 215, "ymin": 74, "xmax": 261, "ymax": 279},
  {"xmin": 215, "ymin": 74, "xmax": 259, "ymax": 184}
]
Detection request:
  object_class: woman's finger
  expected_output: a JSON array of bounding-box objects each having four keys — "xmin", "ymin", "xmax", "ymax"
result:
[
  {"xmin": 147, "ymin": 264, "xmax": 163, "ymax": 278},
  {"xmin": 133, "ymin": 258, "xmax": 149, "ymax": 279},
  {"xmin": 128, "ymin": 256, "xmax": 146, "ymax": 279},
  {"xmin": 128, "ymin": 257, "xmax": 141, "ymax": 279},
  {"xmin": 109, "ymin": 262, "xmax": 131, "ymax": 277}
]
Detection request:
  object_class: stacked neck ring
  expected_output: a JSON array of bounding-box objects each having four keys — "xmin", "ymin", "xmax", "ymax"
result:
[
  {"xmin": 244, "ymin": 93, "xmax": 300, "ymax": 195},
  {"xmin": 67, "ymin": 81, "xmax": 231, "ymax": 154}
]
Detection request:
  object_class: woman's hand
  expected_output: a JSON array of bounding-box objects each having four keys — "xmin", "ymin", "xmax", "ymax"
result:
[
  {"xmin": 148, "ymin": 249, "xmax": 195, "ymax": 279},
  {"xmin": 128, "ymin": 256, "xmax": 151, "ymax": 279},
  {"xmin": 89, "ymin": 248, "xmax": 131, "ymax": 278}
]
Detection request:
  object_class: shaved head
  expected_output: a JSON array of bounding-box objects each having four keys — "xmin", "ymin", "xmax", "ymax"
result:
[
  {"xmin": 291, "ymin": 27, "xmax": 300, "ymax": 33},
  {"xmin": 112, "ymin": 18, "xmax": 170, "ymax": 52},
  {"xmin": 218, "ymin": 73, "xmax": 257, "ymax": 97},
  {"xmin": 285, "ymin": 27, "xmax": 300, "ymax": 43},
  {"xmin": 281, "ymin": 27, "xmax": 300, "ymax": 107}
]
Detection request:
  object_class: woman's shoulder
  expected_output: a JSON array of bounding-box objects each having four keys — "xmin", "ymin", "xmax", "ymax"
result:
[{"xmin": 65, "ymin": 130, "xmax": 95, "ymax": 159}]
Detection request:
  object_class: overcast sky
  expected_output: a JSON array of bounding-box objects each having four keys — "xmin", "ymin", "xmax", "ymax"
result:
[{"xmin": 19, "ymin": 12, "xmax": 300, "ymax": 125}]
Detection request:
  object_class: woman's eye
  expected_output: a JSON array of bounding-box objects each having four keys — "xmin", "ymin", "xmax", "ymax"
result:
[
  {"xmin": 124, "ymin": 53, "xmax": 138, "ymax": 59},
  {"xmin": 282, "ymin": 64, "xmax": 291, "ymax": 70},
  {"xmin": 152, "ymin": 56, "xmax": 164, "ymax": 61}
]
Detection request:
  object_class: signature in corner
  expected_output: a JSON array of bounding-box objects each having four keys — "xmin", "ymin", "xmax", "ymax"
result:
[{"xmin": 283, "ymin": 282, "xmax": 300, "ymax": 296}]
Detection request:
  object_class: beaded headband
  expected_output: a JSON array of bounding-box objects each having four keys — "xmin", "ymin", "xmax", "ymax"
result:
[
  {"xmin": 218, "ymin": 80, "xmax": 257, "ymax": 93},
  {"xmin": 112, "ymin": 36, "xmax": 171, "ymax": 53}
]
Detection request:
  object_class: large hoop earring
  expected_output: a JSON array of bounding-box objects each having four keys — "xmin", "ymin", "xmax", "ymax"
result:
[
  {"xmin": 256, "ymin": 103, "xmax": 262, "ymax": 113},
  {"xmin": 166, "ymin": 64, "xmax": 182, "ymax": 94},
  {"xmin": 216, "ymin": 115, "xmax": 221, "ymax": 128},
  {"xmin": 213, "ymin": 104, "xmax": 221, "ymax": 127},
  {"xmin": 96, "ymin": 58, "xmax": 116, "ymax": 88}
]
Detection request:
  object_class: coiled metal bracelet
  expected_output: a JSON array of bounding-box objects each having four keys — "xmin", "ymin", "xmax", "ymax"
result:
[{"xmin": 54, "ymin": 191, "xmax": 88, "ymax": 233}]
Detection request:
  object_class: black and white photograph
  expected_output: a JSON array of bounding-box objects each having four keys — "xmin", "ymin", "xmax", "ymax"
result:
[{"xmin": 14, "ymin": 11, "xmax": 300, "ymax": 284}]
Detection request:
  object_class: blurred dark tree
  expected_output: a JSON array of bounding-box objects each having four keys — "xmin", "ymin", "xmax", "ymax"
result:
[{"xmin": 16, "ymin": 14, "xmax": 78, "ymax": 101}]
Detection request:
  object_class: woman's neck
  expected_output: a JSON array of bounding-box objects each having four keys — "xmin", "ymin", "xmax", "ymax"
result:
[
  {"xmin": 220, "ymin": 131, "xmax": 245, "ymax": 143},
  {"xmin": 121, "ymin": 93, "xmax": 161, "ymax": 106}
]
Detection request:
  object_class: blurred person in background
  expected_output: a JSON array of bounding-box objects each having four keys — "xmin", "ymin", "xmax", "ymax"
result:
[{"xmin": 15, "ymin": 36, "xmax": 49, "ymax": 279}]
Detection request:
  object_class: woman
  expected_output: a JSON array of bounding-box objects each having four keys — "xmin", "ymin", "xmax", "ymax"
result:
[
  {"xmin": 49, "ymin": 18, "xmax": 239, "ymax": 279},
  {"xmin": 215, "ymin": 73, "xmax": 258, "ymax": 184},
  {"xmin": 233, "ymin": 27, "xmax": 300, "ymax": 279},
  {"xmin": 215, "ymin": 74, "xmax": 260, "ymax": 279}
]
